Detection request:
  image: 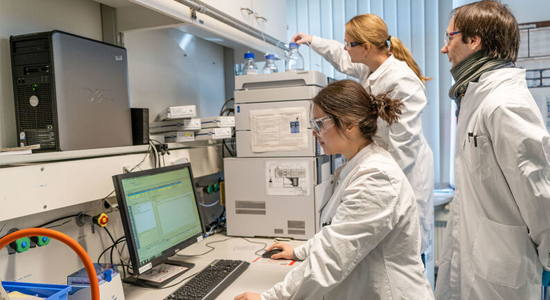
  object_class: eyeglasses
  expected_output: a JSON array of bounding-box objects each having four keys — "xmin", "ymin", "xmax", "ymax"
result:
[
  {"xmin": 344, "ymin": 41, "xmax": 362, "ymax": 50},
  {"xmin": 444, "ymin": 31, "xmax": 461, "ymax": 45},
  {"xmin": 310, "ymin": 115, "xmax": 335, "ymax": 134}
]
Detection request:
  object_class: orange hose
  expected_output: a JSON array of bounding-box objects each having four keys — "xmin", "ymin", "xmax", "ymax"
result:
[{"xmin": 0, "ymin": 228, "xmax": 99, "ymax": 300}]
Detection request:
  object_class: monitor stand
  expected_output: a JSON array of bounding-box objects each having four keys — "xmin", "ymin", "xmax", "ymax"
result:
[{"xmin": 123, "ymin": 261, "xmax": 195, "ymax": 288}]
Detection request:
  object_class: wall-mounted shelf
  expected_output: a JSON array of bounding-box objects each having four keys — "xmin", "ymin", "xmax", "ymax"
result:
[
  {"xmin": 0, "ymin": 141, "xmax": 226, "ymax": 222},
  {"xmin": 93, "ymin": 0, "xmax": 287, "ymax": 59}
]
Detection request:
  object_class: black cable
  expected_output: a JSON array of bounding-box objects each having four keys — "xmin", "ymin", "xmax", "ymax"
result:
[
  {"xmin": 103, "ymin": 227, "xmax": 116, "ymax": 269},
  {"xmin": 219, "ymin": 98, "xmax": 234, "ymax": 116},
  {"xmin": 176, "ymin": 236, "xmax": 267, "ymax": 258},
  {"xmin": 45, "ymin": 219, "xmax": 73, "ymax": 229},
  {"xmin": 223, "ymin": 141, "xmax": 235, "ymax": 157},
  {"xmin": 97, "ymin": 237, "xmax": 125, "ymax": 264},
  {"xmin": 206, "ymin": 207, "xmax": 225, "ymax": 234},
  {"xmin": 220, "ymin": 107, "xmax": 234, "ymax": 116},
  {"xmin": 103, "ymin": 226, "xmax": 127, "ymax": 279},
  {"xmin": 242, "ymin": 237, "xmax": 269, "ymax": 256},
  {"xmin": 35, "ymin": 213, "xmax": 81, "ymax": 228},
  {"xmin": 129, "ymin": 143, "xmax": 152, "ymax": 173}
]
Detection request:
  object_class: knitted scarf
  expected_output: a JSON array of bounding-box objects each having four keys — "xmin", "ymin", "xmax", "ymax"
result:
[{"xmin": 449, "ymin": 50, "xmax": 511, "ymax": 116}]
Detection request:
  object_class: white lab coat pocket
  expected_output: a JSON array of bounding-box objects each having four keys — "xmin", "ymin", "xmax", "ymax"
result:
[
  {"xmin": 471, "ymin": 217, "xmax": 528, "ymax": 288},
  {"xmin": 462, "ymin": 134, "xmax": 485, "ymax": 171}
]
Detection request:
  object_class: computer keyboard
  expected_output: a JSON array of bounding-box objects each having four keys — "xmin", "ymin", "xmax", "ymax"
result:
[{"xmin": 164, "ymin": 259, "xmax": 250, "ymax": 300}]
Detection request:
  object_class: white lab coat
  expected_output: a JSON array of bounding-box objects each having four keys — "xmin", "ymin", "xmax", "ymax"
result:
[
  {"xmin": 262, "ymin": 143, "xmax": 434, "ymax": 300},
  {"xmin": 309, "ymin": 37, "xmax": 434, "ymax": 253},
  {"xmin": 434, "ymin": 68, "xmax": 550, "ymax": 299}
]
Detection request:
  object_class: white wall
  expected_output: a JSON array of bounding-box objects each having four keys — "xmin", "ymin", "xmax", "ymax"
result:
[
  {"xmin": 453, "ymin": 0, "xmax": 550, "ymax": 24},
  {"xmin": 0, "ymin": 0, "xmax": 227, "ymax": 285},
  {"xmin": 0, "ymin": 0, "xmax": 103, "ymax": 149},
  {"xmin": 124, "ymin": 28, "xmax": 226, "ymax": 121},
  {"xmin": 501, "ymin": 0, "xmax": 550, "ymax": 24}
]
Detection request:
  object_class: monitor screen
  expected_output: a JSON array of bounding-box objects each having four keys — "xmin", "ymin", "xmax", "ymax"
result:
[{"xmin": 113, "ymin": 163, "xmax": 204, "ymax": 275}]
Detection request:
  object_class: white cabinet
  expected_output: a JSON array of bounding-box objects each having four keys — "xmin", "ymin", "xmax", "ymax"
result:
[
  {"xmin": 200, "ymin": 0, "xmax": 254, "ymax": 25},
  {"xmin": 200, "ymin": 0, "xmax": 287, "ymax": 42},
  {"xmin": 251, "ymin": 0, "xmax": 287, "ymax": 42}
]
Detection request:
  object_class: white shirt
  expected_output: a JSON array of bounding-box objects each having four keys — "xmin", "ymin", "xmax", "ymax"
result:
[
  {"xmin": 309, "ymin": 36, "xmax": 434, "ymax": 253},
  {"xmin": 262, "ymin": 143, "xmax": 434, "ymax": 300},
  {"xmin": 434, "ymin": 68, "xmax": 550, "ymax": 299}
]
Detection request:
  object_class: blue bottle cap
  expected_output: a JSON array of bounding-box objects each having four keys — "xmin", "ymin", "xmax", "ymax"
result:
[
  {"xmin": 289, "ymin": 42, "xmax": 299, "ymax": 49},
  {"xmin": 244, "ymin": 52, "xmax": 255, "ymax": 59},
  {"xmin": 265, "ymin": 54, "xmax": 275, "ymax": 60}
]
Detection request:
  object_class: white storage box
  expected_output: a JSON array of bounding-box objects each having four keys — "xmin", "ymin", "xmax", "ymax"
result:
[
  {"xmin": 160, "ymin": 105, "xmax": 196, "ymax": 120},
  {"xmin": 201, "ymin": 116, "xmax": 235, "ymax": 129},
  {"xmin": 164, "ymin": 131, "xmax": 195, "ymax": 143},
  {"xmin": 195, "ymin": 127, "xmax": 232, "ymax": 140},
  {"xmin": 67, "ymin": 263, "xmax": 124, "ymax": 300},
  {"xmin": 150, "ymin": 118, "xmax": 201, "ymax": 133}
]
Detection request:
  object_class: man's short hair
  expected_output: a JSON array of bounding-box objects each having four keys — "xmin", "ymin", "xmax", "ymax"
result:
[{"xmin": 453, "ymin": 0, "xmax": 519, "ymax": 62}]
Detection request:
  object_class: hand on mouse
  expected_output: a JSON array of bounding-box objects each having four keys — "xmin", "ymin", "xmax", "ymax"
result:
[
  {"xmin": 234, "ymin": 292, "xmax": 261, "ymax": 300},
  {"xmin": 266, "ymin": 242, "xmax": 294, "ymax": 260}
]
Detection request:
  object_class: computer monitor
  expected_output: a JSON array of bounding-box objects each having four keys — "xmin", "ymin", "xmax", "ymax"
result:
[{"xmin": 112, "ymin": 163, "xmax": 204, "ymax": 287}]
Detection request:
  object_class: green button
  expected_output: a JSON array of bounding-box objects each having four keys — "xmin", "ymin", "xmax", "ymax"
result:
[
  {"xmin": 37, "ymin": 236, "xmax": 50, "ymax": 247},
  {"xmin": 15, "ymin": 237, "xmax": 31, "ymax": 253},
  {"xmin": 205, "ymin": 185, "xmax": 214, "ymax": 194}
]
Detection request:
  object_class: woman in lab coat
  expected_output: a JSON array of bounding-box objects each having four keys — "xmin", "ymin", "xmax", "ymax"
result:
[
  {"xmin": 234, "ymin": 80, "xmax": 434, "ymax": 300},
  {"xmin": 292, "ymin": 14, "xmax": 434, "ymax": 257}
]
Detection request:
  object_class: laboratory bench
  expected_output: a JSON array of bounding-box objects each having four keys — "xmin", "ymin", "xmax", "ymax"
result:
[{"xmin": 123, "ymin": 233, "xmax": 304, "ymax": 300}]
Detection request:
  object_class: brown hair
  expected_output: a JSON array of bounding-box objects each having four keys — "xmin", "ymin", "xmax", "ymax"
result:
[
  {"xmin": 453, "ymin": 0, "xmax": 519, "ymax": 62},
  {"xmin": 312, "ymin": 80, "xmax": 403, "ymax": 142},
  {"xmin": 346, "ymin": 14, "xmax": 431, "ymax": 83}
]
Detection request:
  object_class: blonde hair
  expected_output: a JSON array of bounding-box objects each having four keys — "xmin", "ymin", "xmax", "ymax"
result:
[{"xmin": 346, "ymin": 14, "xmax": 431, "ymax": 83}]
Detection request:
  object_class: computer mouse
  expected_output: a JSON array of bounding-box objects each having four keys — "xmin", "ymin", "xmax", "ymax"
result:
[{"xmin": 262, "ymin": 248, "xmax": 283, "ymax": 259}]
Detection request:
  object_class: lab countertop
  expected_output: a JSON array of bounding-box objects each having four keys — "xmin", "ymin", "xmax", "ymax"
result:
[{"xmin": 123, "ymin": 234, "xmax": 304, "ymax": 300}]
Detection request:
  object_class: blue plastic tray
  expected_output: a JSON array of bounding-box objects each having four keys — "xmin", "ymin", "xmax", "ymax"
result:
[{"xmin": 2, "ymin": 281, "xmax": 71, "ymax": 300}]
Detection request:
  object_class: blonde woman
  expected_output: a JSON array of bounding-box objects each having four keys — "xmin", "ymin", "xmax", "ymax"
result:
[{"xmin": 292, "ymin": 14, "xmax": 434, "ymax": 258}]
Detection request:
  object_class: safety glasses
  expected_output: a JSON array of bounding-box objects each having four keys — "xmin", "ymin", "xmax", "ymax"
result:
[
  {"xmin": 444, "ymin": 31, "xmax": 461, "ymax": 45},
  {"xmin": 309, "ymin": 115, "xmax": 335, "ymax": 134},
  {"xmin": 344, "ymin": 41, "xmax": 362, "ymax": 50}
]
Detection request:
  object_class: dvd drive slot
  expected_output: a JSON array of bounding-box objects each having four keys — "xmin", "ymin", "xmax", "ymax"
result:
[
  {"xmin": 24, "ymin": 65, "xmax": 49, "ymax": 75},
  {"xmin": 13, "ymin": 52, "xmax": 50, "ymax": 66}
]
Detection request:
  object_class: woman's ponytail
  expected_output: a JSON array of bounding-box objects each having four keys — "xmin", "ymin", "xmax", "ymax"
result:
[
  {"xmin": 372, "ymin": 91, "xmax": 403, "ymax": 125},
  {"xmin": 346, "ymin": 14, "xmax": 431, "ymax": 83},
  {"xmin": 389, "ymin": 36, "xmax": 432, "ymax": 83}
]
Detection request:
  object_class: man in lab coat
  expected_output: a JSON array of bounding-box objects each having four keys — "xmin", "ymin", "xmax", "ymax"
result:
[{"xmin": 435, "ymin": 1, "xmax": 550, "ymax": 299}]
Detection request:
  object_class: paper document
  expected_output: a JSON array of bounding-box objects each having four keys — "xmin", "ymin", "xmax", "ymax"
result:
[
  {"xmin": 249, "ymin": 107, "xmax": 308, "ymax": 152},
  {"xmin": 252, "ymin": 257, "xmax": 298, "ymax": 266},
  {"xmin": 265, "ymin": 161, "xmax": 311, "ymax": 196}
]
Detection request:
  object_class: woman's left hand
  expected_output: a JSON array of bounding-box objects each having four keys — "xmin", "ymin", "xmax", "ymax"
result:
[{"xmin": 234, "ymin": 292, "xmax": 262, "ymax": 300}]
